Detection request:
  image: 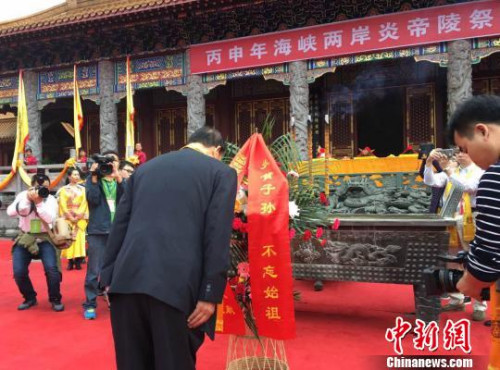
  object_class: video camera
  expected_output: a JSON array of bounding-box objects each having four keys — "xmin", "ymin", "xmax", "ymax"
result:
[
  {"xmin": 87, "ymin": 154, "xmax": 115, "ymax": 176},
  {"xmin": 423, "ymin": 251, "xmax": 490, "ymax": 301},
  {"xmin": 33, "ymin": 169, "xmax": 50, "ymax": 199}
]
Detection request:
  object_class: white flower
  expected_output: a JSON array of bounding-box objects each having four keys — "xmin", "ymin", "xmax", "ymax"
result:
[
  {"xmin": 287, "ymin": 170, "xmax": 300, "ymax": 178},
  {"xmin": 289, "ymin": 201, "xmax": 300, "ymax": 219}
]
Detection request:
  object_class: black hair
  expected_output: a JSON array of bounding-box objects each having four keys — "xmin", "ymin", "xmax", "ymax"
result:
[
  {"xmin": 25, "ymin": 148, "xmax": 32, "ymax": 153},
  {"xmin": 78, "ymin": 148, "xmax": 86, "ymax": 154},
  {"xmin": 187, "ymin": 126, "xmax": 225, "ymax": 154},
  {"xmin": 447, "ymin": 95, "xmax": 500, "ymax": 145},
  {"xmin": 31, "ymin": 173, "xmax": 50, "ymax": 186},
  {"xmin": 65, "ymin": 167, "xmax": 82, "ymax": 184},
  {"xmin": 102, "ymin": 150, "xmax": 119, "ymax": 159},
  {"xmin": 119, "ymin": 160, "xmax": 134, "ymax": 170}
]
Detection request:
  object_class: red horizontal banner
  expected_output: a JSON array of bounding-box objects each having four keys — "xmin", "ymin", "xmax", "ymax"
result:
[{"xmin": 190, "ymin": 0, "xmax": 500, "ymax": 74}]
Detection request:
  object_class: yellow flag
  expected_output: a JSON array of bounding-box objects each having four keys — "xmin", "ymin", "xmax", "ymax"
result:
[
  {"xmin": 73, "ymin": 65, "xmax": 84, "ymax": 155},
  {"xmin": 11, "ymin": 70, "xmax": 30, "ymax": 172},
  {"xmin": 126, "ymin": 56, "xmax": 135, "ymax": 151}
]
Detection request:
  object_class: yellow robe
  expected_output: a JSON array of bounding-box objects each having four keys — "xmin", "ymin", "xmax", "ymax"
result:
[{"xmin": 58, "ymin": 184, "xmax": 88, "ymax": 259}]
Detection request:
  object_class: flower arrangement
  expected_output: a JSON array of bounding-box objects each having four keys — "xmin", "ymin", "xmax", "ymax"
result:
[{"xmin": 223, "ymin": 118, "xmax": 339, "ymax": 338}]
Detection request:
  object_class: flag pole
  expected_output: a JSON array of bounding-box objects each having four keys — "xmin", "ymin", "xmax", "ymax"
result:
[{"xmin": 125, "ymin": 55, "xmax": 135, "ymax": 158}]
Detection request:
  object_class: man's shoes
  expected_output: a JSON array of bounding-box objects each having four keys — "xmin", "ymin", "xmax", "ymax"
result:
[
  {"xmin": 84, "ymin": 308, "xmax": 96, "ymax": 320},
  {"xmin": 51, "ymin": 302, "xmax": 65, "ymax": 312},
  {"xmin": 17, "ymin": 299, "xmax": 37, "ymax": 310},
  {"xmin": 441, "ymin": 302, "xmax": 466, "ymax": 312},
  {"xmin": 472, "ymin": 309, "xmax": 486, "ymax": 322}
]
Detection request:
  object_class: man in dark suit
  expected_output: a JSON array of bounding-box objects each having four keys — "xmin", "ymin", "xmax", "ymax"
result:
[{"xmin": 100, "ymin": 126, "xmax": 237, "ymax": 370}]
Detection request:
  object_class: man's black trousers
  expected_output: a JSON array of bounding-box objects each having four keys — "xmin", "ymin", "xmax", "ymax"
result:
[{"xmin": 110, "ymin": 293, "xmax": 205, "ymax": 370}]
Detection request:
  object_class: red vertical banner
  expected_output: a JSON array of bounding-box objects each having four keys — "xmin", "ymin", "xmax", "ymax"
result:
[
  {"xmin": 222, "ymin": 134, "xmax": 296, "ymax": 340},
  {"xmin": 216, "ymin": 283, "xmax": 246, "ymax": 336}
]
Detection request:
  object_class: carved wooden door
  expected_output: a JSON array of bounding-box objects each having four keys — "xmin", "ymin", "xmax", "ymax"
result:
[
  {"xmin": 155, "ymin": 108, "xmax": 187, "ymax": 155},
  {"xmin": 473, "ymin": 79, "xmax": 489, "ymax": 95},
  {"xmin": 491, "ymin": 78, "xmax": 500, "ymax": 95},
  {"xmin": 268, "ymin": 99, "xmax": 288, "ymax": 141},
  {"xmin": 235, "ymin": 98, "xmax": 288, "ymax": 145},
  {"xmin": 236, "ymin": 102, "xmax": 253, "ymax": 145},
  {"xmin": 117, "ymin": 112, "xmax": 126, "ymax": 157},
  {"xmin": 85, "ymin": 113, "xmax": 100, "ymax": 155},
  {"xmin": 328, "ymin": 93, "xmax": 355, "ymax": 158},
  {"xmin": 206, "ymin": 104, "xmax": 215, "ymax": 127},
  {"xmin": 171, "ymin": 108, "xmax": 187, "ymax": 151},
  {"xmin": 405, "ymin": 84, "xmax": 436, "ymax": 150}
]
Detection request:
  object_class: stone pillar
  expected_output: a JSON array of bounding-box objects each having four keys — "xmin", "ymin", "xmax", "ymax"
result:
[
  {"xmin": 186, "ymin": 53, "xmax": 205, "ymax": 137},
  {"xmin": 24, "ymin": 71, "xmax": 42, "ymax": 161},
  {"xmin": 289, "ymin": 61, "xmax": 309, "ymax": 160},
  {"xmin": 447, "ymin": 40, "xmax": 472, "ymax": 118},
  {"xmin": 98, "ymin": 60, "xmax": 118, "ymax": 152}
]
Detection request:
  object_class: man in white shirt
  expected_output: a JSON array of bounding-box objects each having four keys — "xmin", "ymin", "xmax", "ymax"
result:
[
  {"xmin": 423, "ymin": 150, "xmax": 486, "ymax": 320},
  {"xmin": 6, "ymin": 174, "xmax": 63, "ymax": 312}
]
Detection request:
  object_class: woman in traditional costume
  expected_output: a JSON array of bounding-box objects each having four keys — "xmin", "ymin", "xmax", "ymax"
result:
[{"xmin": 58, "ymin": 167, "xmax": 88, "ymax": 270}]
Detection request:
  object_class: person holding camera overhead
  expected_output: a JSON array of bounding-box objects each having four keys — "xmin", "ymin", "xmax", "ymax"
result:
[
  {"xmin": 83, "ymin": 150, "xmax": 125, "ymax": 320},
  {"xmin": 6, "ymin": 173, "xmax": 64, "ymax": 312},
  {"xmin": 423, "ymin": 147, "xmax": 486, "ymax": 321},
  {"xmin": 58, "ymin": 167, "xmax": 88, "ymax": 271}
]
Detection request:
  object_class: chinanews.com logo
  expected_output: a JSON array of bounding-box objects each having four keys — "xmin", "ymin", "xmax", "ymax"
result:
[{"xmin": 383, "ymin": 317, "xmax": 475, "ymax": 369}]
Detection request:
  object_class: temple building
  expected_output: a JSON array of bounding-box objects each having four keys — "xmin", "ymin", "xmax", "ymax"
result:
[{"xmin": 0, "ymin": 0, "xmax": 498, "ymax": 165}]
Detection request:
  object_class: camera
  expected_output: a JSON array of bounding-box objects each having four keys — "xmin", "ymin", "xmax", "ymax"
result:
[
  {"xmin": 436, "ymin": 147, "xmax": 459, "ymax": 159},
  {"xmin": 33, "ymin": 171, "xmax": 49, "ymax": 199},
  {"xmin": 88, "ymin": 154, "xmax": 115, "ymax": 176},
  {"xmin": 423, "ymin": 251, "xmax": 490, "ymax": 301}
]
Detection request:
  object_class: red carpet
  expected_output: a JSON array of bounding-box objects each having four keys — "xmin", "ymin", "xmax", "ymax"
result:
[{"xmin": 0, "ymin": 239, "xmax": 492, "ymax": 369}]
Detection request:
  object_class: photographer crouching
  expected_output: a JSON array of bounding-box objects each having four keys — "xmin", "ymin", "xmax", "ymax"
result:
[
  {"xmin": 6, "ymin": 173, "xmax": 64, "ymax": 312},
  {"xmin": 83, "ymin": 151, "xmax": 125, "ymax": 320},
  {"xmin": 447, "ymin": 95, "xmax": 500, "ymax": 302}
]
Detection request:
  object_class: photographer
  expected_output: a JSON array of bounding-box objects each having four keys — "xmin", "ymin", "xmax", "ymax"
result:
[
  {"xmin": 83, "ymin": 150, "xmax": 125, "ymax": 320},
  {"xmin": 448, "ymin": 95, "xmax": 500, "ymax": 301},
  {"xmin": 6, "ymin": 173, "xmax": 64, "ymax": 312},
  {"xmin": 423, "ymin": 148, "xmax": 486, "ymax": 320}
]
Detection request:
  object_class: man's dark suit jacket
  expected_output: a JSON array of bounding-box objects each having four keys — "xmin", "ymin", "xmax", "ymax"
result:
[{"xmin": 100, "ymin": 148, "xmax": 237, "ymax": 338}]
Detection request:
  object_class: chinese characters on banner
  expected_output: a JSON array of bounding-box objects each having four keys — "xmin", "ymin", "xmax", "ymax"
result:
[
  {"xmin": 215, "ymin": 283, "xmax": 246, "ymax": 336},
  {"xmin": 190, "ymin": 1, "xmax": 500, "ymax": 74},
  {"xmin": 219, "ymin": 134, "xmax": 296, "ymax": 339},
  {"xmin": 385, "ymin": 317, "xmax": 472, "ymax": 355}
]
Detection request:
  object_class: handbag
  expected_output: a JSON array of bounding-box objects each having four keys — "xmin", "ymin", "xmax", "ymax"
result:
[{"xmin": 35, "ymin": 210, "xmax": 73, "ymax": 250}]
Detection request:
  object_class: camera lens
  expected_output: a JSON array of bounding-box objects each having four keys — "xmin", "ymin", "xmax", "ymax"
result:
[
  {"xmin": 99, "ymin": 163, "xmax": 114, "ymax": 176},
  {"xmin": 37, "ymin": 186, "xmax": 49, "ymax": 199},
  {"xmin": 437, "ymin": 269, "xmax": 463, "ymax": 293}
]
